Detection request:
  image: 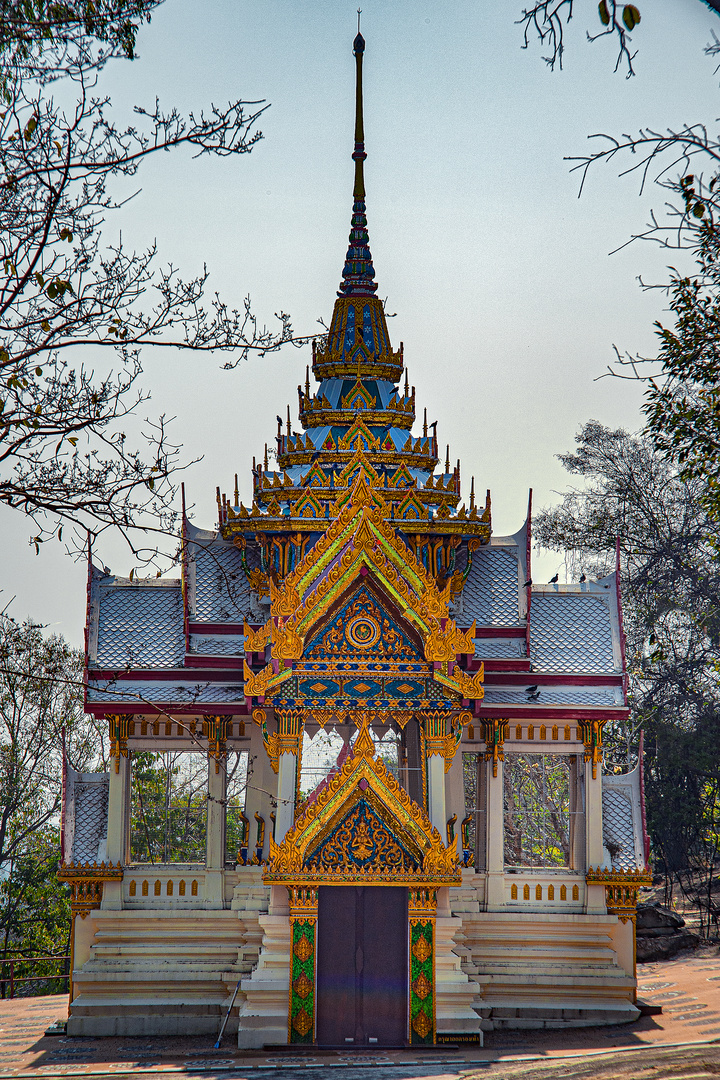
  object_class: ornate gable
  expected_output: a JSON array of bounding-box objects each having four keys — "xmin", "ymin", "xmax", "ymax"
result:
[
  {"xmin": 338, "ymin": 418, "xmax": 379, "ymax": 452},
  {"xmin": 242, "ymin": 474, "xmax": 484, "ymax": 707},
  {"xmin": 265, "ymin": 717, "xmax": 459, "ymax": 885}
]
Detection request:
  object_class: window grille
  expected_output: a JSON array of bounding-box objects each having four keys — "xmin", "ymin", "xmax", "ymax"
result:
[
  {"xmin": 504, "ymin": 753, "xmax": 583, "ymax": 869},
  {"xmin": 462, "ymin": 752, "xmax": 486, "ymax": 869},
  {"xmin": 130, "ymin": 751, "xmax": 207, "ymax": 864},
  {"xmin": 226, "ymin": 750, "xmax": 250, "ymax": 863}
]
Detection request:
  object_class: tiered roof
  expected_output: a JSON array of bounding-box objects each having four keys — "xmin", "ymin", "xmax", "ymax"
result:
[
  {"xmin": 216, "ymin": 32, "xmax": 489, "ymax": 543},
  {"xmin": 84, "ymin": 33, "xmax": 629, "ymax": 744}
]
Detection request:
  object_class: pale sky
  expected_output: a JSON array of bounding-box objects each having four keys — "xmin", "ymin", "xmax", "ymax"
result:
[{"xmin": 2, "ymin": 0, "xmax": 717, "ymax": 647}]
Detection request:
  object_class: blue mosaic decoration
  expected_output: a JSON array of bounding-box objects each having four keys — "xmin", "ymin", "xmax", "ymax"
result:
[{"xmin": 306, "ymin": 798, "xmax": 419, "ymax": 873}]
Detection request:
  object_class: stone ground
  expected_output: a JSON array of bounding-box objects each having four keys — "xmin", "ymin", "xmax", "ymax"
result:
[{"xmin": 5, "ymin": 946, "xmax": 720, "ymax": 1080}]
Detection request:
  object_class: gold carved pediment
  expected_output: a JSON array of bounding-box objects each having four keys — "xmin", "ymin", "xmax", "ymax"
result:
[
  {"xmin": 258, "ymin": 475, "xmax": 479, "ymax": 677},
  {"xmin": 264, "ymin": 716, "xmax": 459, "ymax": 886}
]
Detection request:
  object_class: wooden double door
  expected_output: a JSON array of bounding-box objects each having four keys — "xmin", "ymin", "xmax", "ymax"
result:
[{"xmin": 315, "ymin": 886, "xmax": 408, "ymax": 1047}]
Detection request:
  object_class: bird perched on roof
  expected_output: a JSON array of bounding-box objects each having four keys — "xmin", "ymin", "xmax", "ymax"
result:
[
  {"xmin": 579, "ymin": 573, "xmax": 587, "ymax": 583},
  {"xmin": 549, "ymin": 573, "xmax": 559, "ymax": 584},
  {"xmin": 525, "ymin": 685, "xmax": 538, "ymax": 695},
  {"xmin": 528, "ymin": 689, "xmax": 540, "ymax": 701},
  {"xmin": 523, "ymin": 578, "xmax": 532, "ymax": 588},
  {"xmin": 276, "ymin": 415, "xmax": 283, "ymax": 426}
]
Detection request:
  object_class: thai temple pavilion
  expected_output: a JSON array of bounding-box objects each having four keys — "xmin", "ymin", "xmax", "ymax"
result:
[{"xmin": 60, "ymin": 32, "xmax": 650, "ymax": 1047}]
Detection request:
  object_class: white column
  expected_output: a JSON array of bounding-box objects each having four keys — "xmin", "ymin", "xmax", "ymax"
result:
[
  {"xmin": 205, "ymin": 754, "xmax": 225, "ymax": 909},
  {"xmin": 274, "ymin": 752, "xmax": 297, "ymax": 844},
  {"xmin": 427, "ymin": 754, "xmax": 446, "ymax": 834},
  {"xmin": 101, "ymin": 755, "xmax": 129, "ymax": 910},
  {"xmin": 585, "ymin": 759, "xmax": 606, "ymax": 914},
  {"xmin": 207, "ymin": 756, "xmax": 225, "ymax": 868},
  {"xmin": 485, "ymin": 758, "xmax": 505, "ymax": 910}
]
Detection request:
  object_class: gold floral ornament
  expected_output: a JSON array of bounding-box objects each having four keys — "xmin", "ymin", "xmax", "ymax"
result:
[
  {"xmin": 243, "ymin": 621, "xmax": 271, "ymax": 653},
  {"xmin": 108, "ymin": 715, "xmax": 132, "ymax": 773},
  {"xmin": 306, "ymin": 799, "xmax": 418, "ymax": 873},
  {"xmin": 243, "ymin": 660, "xmax": 273, "ymax": 699},
  {"xmin": 294, "ymin": 936, "xmax": 314, "ymax": 963},
  {"xmin": 293, "ymin": 972, "xmax": 313, "ymax": 1000},
  {"xmin": 585, "ymin": 867, "xmax": 652, "ymax": 922},
  {"xmin": 271, "ymin": 619, "xmax": 304, "ymax": 661},
  {"xmin": 412, "ymin": 1010, "xmax": 432, "ymax": 1039},
  {"xmin": 412, "ymin": 972, "xmax": 432, "ymax": 1001},
  {"xmin": 423, "ymin": 622, "xmax": 476, "ymax": 664},
  {"xmin": 243, "ymin": 660, "xmax": 292, "ymax": 702},
  {"xmin": 579, "ymin": 718, "xmax": 605, "ymax": 779},
  {"xmin": 449, "ymin": 664, "xmax": 485, "ymax": 701},
  {"xmin": 412, "ymin": 935, "xmax": 432, "ymax": 963},
  {"xmin": 483, "ymin": 717, "xmax": 509, "ymax": 778},
  {"xmin": 292, "ymin": 1009, "xmax": 313, "ymax": 1037},
  {"xmin": 57, "ymin": 861, "xmax": 124, "ymax": 919}
]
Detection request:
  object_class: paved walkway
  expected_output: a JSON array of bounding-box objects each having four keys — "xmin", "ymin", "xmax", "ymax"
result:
[{"xmin": 3, "ymin": 949, "xmax": 720, "ymax": 1080}]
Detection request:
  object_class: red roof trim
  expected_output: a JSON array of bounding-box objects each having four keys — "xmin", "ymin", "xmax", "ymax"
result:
[
  {"xmin": 477, "ymin": 704, "xmax": 628, "ymax": 722},
  {"xmin": 85, "ymin": 703, "xmax": 247, "ymax": 717},
  {"xmin": 88, "ymin": 667, "xmax": 243, "ymax": 682},
  {"xmin": 473, "ymin": 626, "xmax": 526, "ymax": 639},
  {"xmin": 483, "ymin": 671, "xmax": 622, "ymax": 687}
]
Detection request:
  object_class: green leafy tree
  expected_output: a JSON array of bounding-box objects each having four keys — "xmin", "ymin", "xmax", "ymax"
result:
[
  {"xmin": 129, "ymin": 751, "xmax": 207, "ymax": 864},
  {"xmin": 534, "ymin": 421, "xmax": 720, "ymax": 916},
  {"xmin": 0, "ymin": 825, "xmax": 72, "ymax": 994},
  {"xmin": 0, "ymin": 614, "xmax": 102, "ymax": 975},
  {"xmin": 642, "ymin": 222, "xmax": 720, "ymax": 519}
]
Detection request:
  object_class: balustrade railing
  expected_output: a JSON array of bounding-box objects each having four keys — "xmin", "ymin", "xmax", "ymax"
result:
[{"xmin": 0, "ymin": 955, "xmax": 70, "ymax": 999}]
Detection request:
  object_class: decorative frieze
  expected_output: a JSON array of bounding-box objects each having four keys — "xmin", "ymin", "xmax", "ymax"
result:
[
  {"xmin": 410, "ymin": 921, "xmax": 435, "ymax": 1043},
  {"xmin": 585, "ymin": 867, "xmax": 652, "ymax": 923},
  {"xmin": 289, "ymin": 919, "xmax": 316, "ymax": 1044}
]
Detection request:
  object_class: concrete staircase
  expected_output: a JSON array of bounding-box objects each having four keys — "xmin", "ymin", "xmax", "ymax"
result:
[
  {"xmin": 454, "ymin": 911, "xmax": 639, "ymax": 1028},
  {"xmin": 68, "ymin": 873, "xmax": 270, "ymax": 1037}
]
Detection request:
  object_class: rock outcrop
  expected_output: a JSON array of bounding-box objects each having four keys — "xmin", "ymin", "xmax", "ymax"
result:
[{"xmin": 636, "ymin": 903, "xmax": 701, "ymax": 963}]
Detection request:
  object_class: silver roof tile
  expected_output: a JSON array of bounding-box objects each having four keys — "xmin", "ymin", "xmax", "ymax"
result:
[
  {"xmin": 461, "ymin": 546, "xmax": 521, "ymax": 626},
  {"xmin": 96, "ymin": 582, "xmax": 184, "ymax": 669},
  {"xmin": 530, "ymin": 593, "xmax": 616, "ymax": 673}
]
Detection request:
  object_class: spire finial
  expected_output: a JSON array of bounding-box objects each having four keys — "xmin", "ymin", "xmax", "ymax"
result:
[
  {"xmin": 352, "ymin": 29, "xmax": 365, "ymax": 200},
  {"xmin": 338, "ymin": 24, "xmax": 377, "ymax": 297}
]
